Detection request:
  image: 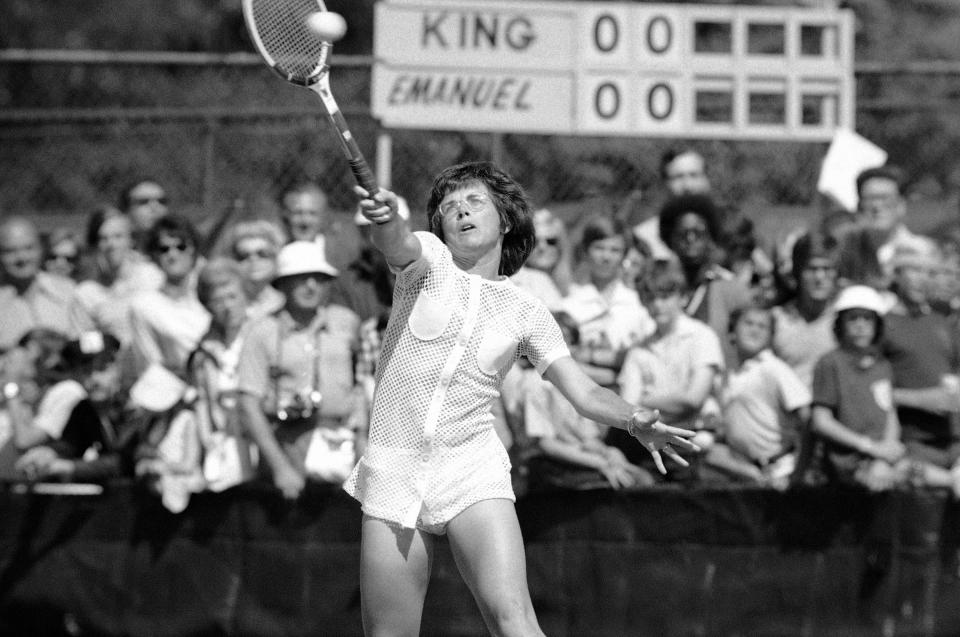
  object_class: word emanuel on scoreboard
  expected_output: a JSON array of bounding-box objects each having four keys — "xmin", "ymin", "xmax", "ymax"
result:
[{"xmin": 372, "ymin": 0, "xmax": 854, "ymax": 141}]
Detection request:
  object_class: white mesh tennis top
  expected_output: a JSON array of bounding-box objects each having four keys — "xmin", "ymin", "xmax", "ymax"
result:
[{"xmin": 344, "ymin": 232, "xmax": 569, "ymax": 529}]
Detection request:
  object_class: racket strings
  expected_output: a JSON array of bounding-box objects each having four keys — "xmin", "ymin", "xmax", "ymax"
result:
[{"xmin": 251, "ymin": 0, "xmax": 328, "ymax": 81}]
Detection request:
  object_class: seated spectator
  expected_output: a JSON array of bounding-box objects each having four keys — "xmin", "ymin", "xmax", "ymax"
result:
[
  {"xmin": 237, "ymin": 242, "xmax": 365, "ymax": 500},
  {"xmin": 562, "ymin": 213, "xmax": 653, "ymax": 388},
  {"xmin": 611, "ymin": 260, "xmax": 724, "ymax": 474},
  {"xmin": 220, "ymin": 219, "xmax": 286, "ymax": 320},
  {"xmin": 658, "ymin": 194, "xmax": 752, "ymax": 349},
  {"xmin": 14, "ymin": 332, "xmax": 148, "ymax": 485},
  {"xmin": 811, "ymin": 286, "xmax": 908, "ymax": 491},
  {"xmin": 0, "ymin": 216, "xmax": 92, "ymax": 351},
  {"xmin": 881, "ymin": 242, "xmax": 960, "ymax": 493},
  {"xmin": 42, "ymin": 228, "xmax": 83, "ymax": 282},
  {"xmin": 704, "ymin": 306, "xmax": 811, "ymax": 488},
  {"xmin": 119, "ymin": 177, "xmax": 169, "ymax": 251},
  {"xmin": 74, "ymin": 206, "xmax": 163, "ymax": 344},
  {"xmin": 511, "ymin": 207, "xmax": 574, "ymax": 310},
  {"xmin": 127, "ymin": 214, "xmax": 211, "ymax": 384},
  {"xmin": 0, "ymin": 329, "xmax": 74, "ymax": 478},
  {"xmin": 772, "ymin": 231, "xmax": 839, "ymax": 389},
  {"xmin": 525, "ymin": 311, "xmax": 653, "ymax": 491}
]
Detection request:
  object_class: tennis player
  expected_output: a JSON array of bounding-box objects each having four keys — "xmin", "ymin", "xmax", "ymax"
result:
[{"xmin": 344, "ymin": 162, "xmax": 697, "ymax": 637}]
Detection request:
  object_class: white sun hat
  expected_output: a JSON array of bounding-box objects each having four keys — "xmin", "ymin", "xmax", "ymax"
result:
[
  {"xmin": 273, "ymin": 240, "xmax": 339, "ymax": 283},
  {"xmin": 353, "ymin": 195, "xmax": 410, "ymax": 226},
  {"xmin": 834, "ymin": 284, "xmax": 887, "ymax": 315}
]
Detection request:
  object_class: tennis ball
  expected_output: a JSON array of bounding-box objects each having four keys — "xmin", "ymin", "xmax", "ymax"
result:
[{"xmin": 306, "ymin": 11, "xmax": 347, "ymax": 42}]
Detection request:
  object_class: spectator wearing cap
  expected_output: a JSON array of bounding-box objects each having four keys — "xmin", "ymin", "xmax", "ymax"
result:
[
  {"xmin": 771, "ymin": 232, "xmax": 840, "ymax": 389},
  {"xmin": 220, "ymin": 219, "xmax": 287, "ymax": 320},
  {"xmin": 811, "ymin": 285, "xmax": 907, "ymax": 491},
  {"xmin": 0, "ymin": 216, "xmax": 93, "ymax": 352},
  {"xmin": 236, "ymin": 241, "xmax": 364, "ymax": 499},
  {"xmin": 127, "ymin": 214, "xmax": 211, "ymax": 386},
  {"xmin": 14, "ymin": 332, "xmax": 146, "ymax": 484},
  {"xmin": 881, "ymin": 240, "xmax": 960, "ymax": 487},
  {"xmin": 658, "ymin": 194, "xmax": 752, "ymax": 347}
]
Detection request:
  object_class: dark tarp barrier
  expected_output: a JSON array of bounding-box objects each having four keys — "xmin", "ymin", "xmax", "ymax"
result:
[{"xmin": 0, "ymin": 481, "xmax": 958, "ymax": 636}]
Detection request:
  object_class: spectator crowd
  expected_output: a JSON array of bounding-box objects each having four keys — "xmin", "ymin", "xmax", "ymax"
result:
[{"xmin": 2, "ymin": 150, "xmax": 960, "ymax": 512}]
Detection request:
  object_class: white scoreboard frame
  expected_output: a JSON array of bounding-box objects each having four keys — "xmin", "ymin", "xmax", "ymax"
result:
[{"xmin": 372, "ymin": 0, "xmax": 854, "ymax": 141}]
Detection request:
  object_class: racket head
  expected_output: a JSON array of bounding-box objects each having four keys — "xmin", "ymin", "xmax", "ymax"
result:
[{"xmin": 242, "ymin": 0, "xmax": 332, "ymax": 86}]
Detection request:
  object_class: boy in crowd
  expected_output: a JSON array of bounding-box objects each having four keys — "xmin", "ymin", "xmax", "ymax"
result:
[
  {"xmin": 705, "ymin": 306, "xmax": 811, "ymax": 488},
  {"xmin": 613, "ymin": 260, "xmax": 724, "ymax": 477}
]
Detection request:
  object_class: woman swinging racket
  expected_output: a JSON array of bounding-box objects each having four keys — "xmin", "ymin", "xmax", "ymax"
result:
[{"xmin": 344, "ymin": 162, "xmax": 697, "ymax": 637}]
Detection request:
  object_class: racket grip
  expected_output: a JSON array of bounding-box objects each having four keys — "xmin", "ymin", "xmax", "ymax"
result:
[{"xmin": 350, "ymin": 158, "xmax": 379, "ymax": 196}]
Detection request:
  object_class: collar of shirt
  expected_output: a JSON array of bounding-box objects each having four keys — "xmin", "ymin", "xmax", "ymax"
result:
[
  {"xmin": 276, "ymin": 306, "xmax": 328, "ymax": 335},
  {"xmin": 735, "ymin": 348, "xmax": 775, "ymax": 371}
]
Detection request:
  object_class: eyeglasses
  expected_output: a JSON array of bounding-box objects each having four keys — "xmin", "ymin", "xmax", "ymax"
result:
[
  {"xmin": 131, "ymin": 195, "xmax": 168, "ymax": 206},
  {"xmin": 538, "ymin": 236, "xmax": 560, "ymax": 247},
  {"xmin": 672, "ymin": 226, "xmax": 708, "ymax": 241},
  {"xmin": 437, "ymin": 193, "xmax": 490, "ymax": 218},
  {"xmin": 155, "ymin": 241, "xmax": 189, "ymax": 255},
  {"xmin": 236, "ymin": 249, "xmax": 274, "ymax": 261},
  {"xmin": 48, "ymin": 253, "xmax": 78, "ymax": 264}
]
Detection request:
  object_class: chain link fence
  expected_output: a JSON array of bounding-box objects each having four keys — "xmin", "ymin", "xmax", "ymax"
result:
[{"xmin": 0, "ymin": 50, "xmax": 954, "ymax": 243}]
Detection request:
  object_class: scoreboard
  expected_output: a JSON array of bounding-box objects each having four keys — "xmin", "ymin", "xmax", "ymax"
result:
[{"xmin": 372, "ymin": 0, "xmax": 854, "ymax": 141}]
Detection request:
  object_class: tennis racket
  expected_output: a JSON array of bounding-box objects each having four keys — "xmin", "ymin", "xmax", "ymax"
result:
[{"xmin": 242, "ymin": 0, "xmax": 378, "ymax": 196}]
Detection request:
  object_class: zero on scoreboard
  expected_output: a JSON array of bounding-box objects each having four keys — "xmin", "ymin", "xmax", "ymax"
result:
[{"xmin": 373, "ymin": 0, "xmax": 854, "ymax": 141}]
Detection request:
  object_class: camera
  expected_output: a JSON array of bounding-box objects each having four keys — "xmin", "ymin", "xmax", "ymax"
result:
[{"xmin": 275, "ymin": 390, "xmax": 322, "ymax": 422}]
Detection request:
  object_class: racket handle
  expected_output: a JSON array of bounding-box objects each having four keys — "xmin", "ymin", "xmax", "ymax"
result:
[{"xmin": 350, "ymin": 157, "xmax": 379, "ymax": 197}]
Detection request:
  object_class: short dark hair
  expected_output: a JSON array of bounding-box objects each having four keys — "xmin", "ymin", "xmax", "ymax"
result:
[
  {"xmin": 791, "ymin": 231, "xmax": 838, "ymax": 279},
  {"xmin": 427, "ymin": 161, "xmax": 534, "ymax": 277},
  {"xmin": 658, "ymin": 193, "xmax": 722, "ymax": 246},
  {"xmin": 728, "ymin": 304, "xmax": 775, "ymax": 336},
  {"xmin": 575, "ymin": 213, "xmax": 631, "ymax": 262},
  {"xmin": 638, "ymin": 259, "xmax": 688, "ymax": 300},
  {"xmin": 856, "ymin": 165, "xmax": 906, "ymax": 199},
  {"xmin": 833, "ymin": 308, "xmax": 884, "ymax": 345},
  {"xmin": 118, "ymin": 178, "xmax": 164, "ymax": 211},
  {"xmin": 659, "ymin": 147, "xmax": 704, "ymax": 182},
  {"xmin": 145, "ymin": 213, "xmax": 200, "ymax": 257}
]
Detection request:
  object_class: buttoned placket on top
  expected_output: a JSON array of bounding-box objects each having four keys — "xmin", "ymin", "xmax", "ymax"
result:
[{"xmin": 402, "ymin": 274, "xmax": 481, "ymax": 528}]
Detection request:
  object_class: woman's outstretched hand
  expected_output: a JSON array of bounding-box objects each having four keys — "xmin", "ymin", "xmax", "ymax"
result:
[{"xmin": 626, "ymin": 407, "xmax": 700, "ymax": 474}]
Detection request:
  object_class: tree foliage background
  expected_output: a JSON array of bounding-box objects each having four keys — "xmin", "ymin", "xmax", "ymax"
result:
[{"xmin": 2, "ymin": 0, "xmax": 960, "ymax": 233}]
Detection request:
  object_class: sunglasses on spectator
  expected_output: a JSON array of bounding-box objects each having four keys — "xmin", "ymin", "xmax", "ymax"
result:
[
  {"xmin": 538, "ymin": 237, "xmax": 560, "ymax": 247},
  {"xmin": 48, "ymin": 253, "xmax": 78, "ymax": 264},
  {"xmin": 155, "ymin": 241, "xmax": 189, "ymax": 254},
  {"xmin": 672, "ymin": 227, "xmax": 708, "ymax": 241},
  {"xmin": 437, "ymin": 193, "xmax": 490, "ymax": 218},
  {"xmin": 236, "ymin": 249, "xmax": 274, "ymax": 261},
  {"xmin": 132, "ymin": 195, "xmax": 168, "ymax": 206}
]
